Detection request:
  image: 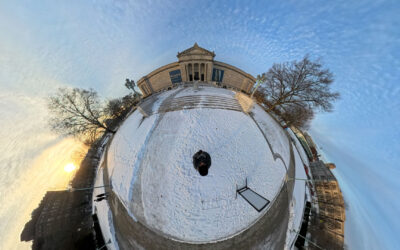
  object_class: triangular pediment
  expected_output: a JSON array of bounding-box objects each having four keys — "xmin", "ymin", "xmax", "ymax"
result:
[{"xmin": 177, "ymin": 43, "xmax": 215, "ymax": 59}]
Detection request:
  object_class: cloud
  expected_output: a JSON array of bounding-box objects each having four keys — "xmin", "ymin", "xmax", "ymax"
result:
[
  {"xmin": 0, "ymin": 0, "xmax": 399, "ymax": 248},
  {"xmin": 310, "ymin": 128, "xmax": 400, "ymax": 249}
]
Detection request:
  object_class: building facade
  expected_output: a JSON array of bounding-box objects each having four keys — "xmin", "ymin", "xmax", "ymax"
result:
[
  {"xmin": 290, "ymin": 128, "xmax": 346, "ymax": 249},
  {"xmin": 309, "ymin": 160, "xmax": 346, "ymax": 249},
  {"xmin": 137, "ymin": 43, "xmax": 256, "ymax": 96}
]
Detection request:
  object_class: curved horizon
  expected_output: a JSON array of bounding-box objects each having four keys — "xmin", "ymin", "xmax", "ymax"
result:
[{"xmin": 0, "ymin": 1, "xmax": 399, "ymax": 249}]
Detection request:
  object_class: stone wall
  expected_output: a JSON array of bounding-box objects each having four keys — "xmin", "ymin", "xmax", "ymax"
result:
[
  {"xmin": 137, "ymin": 44, "xmax": 255, "ymax": 97},
  {"xmin": 137, "ymin": 60, "xmax": 255, "ymax": 97},
  {"xmin": 309, "ymin": 161, "xmax": 345, "ymax": 249},
  {"xmin": 138, "ymin": 62, "xmax": 180, "ymax": 96},
  {"xmin": 211, "ymin": 61, "xmax": 254, "ymax": 92}
]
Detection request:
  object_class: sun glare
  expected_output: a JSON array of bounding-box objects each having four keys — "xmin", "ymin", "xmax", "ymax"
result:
[{"xmin": 64, "ymin": 163, "xmax": 76, "ymax": 173}]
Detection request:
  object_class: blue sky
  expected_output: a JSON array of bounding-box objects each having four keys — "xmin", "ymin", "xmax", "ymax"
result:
[{"xmin": 0, "ymin": 0, "xmax": 399, "ymax": 249}]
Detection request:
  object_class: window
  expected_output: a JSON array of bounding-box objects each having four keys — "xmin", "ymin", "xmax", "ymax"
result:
[
  {"xmin": 169, "ymin": 70, "xmax": 182, "ymax": 84},
  {"xmin": 212, "ymin": 68, "xmax": 224, "ymax": 82}
]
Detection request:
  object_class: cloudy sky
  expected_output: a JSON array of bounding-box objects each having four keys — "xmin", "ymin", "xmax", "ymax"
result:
[{"xmin": 0, "ymin": 0, "xmax": 399, "ymax": 249}]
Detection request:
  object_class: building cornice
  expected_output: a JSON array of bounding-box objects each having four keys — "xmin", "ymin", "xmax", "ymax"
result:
[
  {"xmin": 214, "ymin": 61, "xmax": 256, "ymax": 82},
  {"xmin": 177, "ymin": 43, "xmax": 215, "ymax": 58},
  {"xmin": 137, "ymin": 62, "xmax": 180, "ymax": 84}
]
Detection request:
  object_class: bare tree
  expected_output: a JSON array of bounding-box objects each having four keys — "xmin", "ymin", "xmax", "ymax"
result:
[
  {"xmin": 105, "ymin": 98, "xmax": 125, "ymax": 119},
  {"xmin": 256, "ymin": 56, "xmax": 339, "ymax": 118},
  {"xmin": 104, "ymin": 93, "xmax": 141, "ymax": 128},
  {"xmin": 280, "ymin": 105, "xmax": 314, "ymax": 129},
  {"xmin": 48, "ymin": 88, "xmax": 115, "ymax": 141}
]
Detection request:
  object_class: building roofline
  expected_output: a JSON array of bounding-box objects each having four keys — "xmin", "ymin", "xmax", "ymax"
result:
[
  {"xmin": 137, "ymin": 62, "xmax": 180, "ymax": 84},
  {"xmin": 177, "ymin": 43, "xmax": 215, "ymax": 58},
  {"xmin": 214, "ymin": 61, "xmax": 256, "ymax": 82}
]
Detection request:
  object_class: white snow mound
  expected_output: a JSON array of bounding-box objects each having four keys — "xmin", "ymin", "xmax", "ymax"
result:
[{"xmin": 106, "ymin": 87, "xmax": 292, "ymax": 242}]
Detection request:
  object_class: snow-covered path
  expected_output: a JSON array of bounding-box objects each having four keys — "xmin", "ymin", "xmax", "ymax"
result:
[
  {"xmin": 96, "ymin": 86, "xmax": 303, "ymax": 248},
  {"xmin": 140, "ymin": 108, "xmax": 285, "ymax": 241}
]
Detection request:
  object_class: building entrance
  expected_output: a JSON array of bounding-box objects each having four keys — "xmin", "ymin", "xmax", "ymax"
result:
[{"xmin": 187, "ymin": 63, "xmax": 207, "ymax": 82}]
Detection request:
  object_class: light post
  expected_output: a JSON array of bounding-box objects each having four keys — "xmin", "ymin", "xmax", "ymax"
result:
[{"xmin": 250, "ymin": 74, "xmax": 266, "ymax": 99}]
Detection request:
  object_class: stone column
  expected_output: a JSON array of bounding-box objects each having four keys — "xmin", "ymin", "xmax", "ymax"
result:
[
  {"xmin": 208, "ymin": 63, "xmax": 211, "ymax": 82},
  {"xmin": 191, "ymin": 63, "xmax": 193, "ymax": 81},
  {"xmin": 193, "ymin": 63, "xmax": 196, "ymax": 81},
  {"xmin": 201, "ymin": 63, "xmax": 204, "ymax": 82},
  {"xmin": 188, "ymin": 63, "xmax": 191, "ymax": 82},
  {"xmin": 186, "ymin": 64, "xmax": 189, "ymax": 82},
  {"xmin": 205, "ymin": 63, "xmax": 208, "ymax": 82}
]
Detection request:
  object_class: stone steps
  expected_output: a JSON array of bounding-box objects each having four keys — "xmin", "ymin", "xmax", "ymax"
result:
[{"xmin": 158, "ymin": 95, "xmax": 243, "ymax": 113}]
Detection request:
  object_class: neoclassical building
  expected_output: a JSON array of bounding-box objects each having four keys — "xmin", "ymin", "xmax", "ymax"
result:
[{"xmin": 137, "ymin": 43, "xmax": 256, "ymax": 96}]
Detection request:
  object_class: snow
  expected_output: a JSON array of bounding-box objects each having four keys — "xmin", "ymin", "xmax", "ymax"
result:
[
  {"xmin": 287, "ymin": 128, "xmax": 310, "ymax": 166},
  {"xmin": 140, "ymin": 108, "xmax": 286, "ymax": 241},
  {"xmin": 106, "ymin": 111, "xmax": 158, "ymax": 210},
  {"xmin": 174, "ymin": 85, "xmax": 235, "ymax": 98},
  {"xmin": 105, "ymin": 86, "xmax": 295, "ymax": 242},
  {"xmin": 251, "ymin": 104, "xmax": 291, "ymax": 169},
  {"xmin": 151, "ymin": 88, "xmax": 180, "ymax": 113},
  {"xmin": 281, "ymin": 128, "xmax": 312, "ymax": 249},
  {"xmin": 284, "ymin": 142, "xmax": 309, "ymax": 249},
  {"xmin": 93, "ymin": 166, "xmax": 119, "ymax": 250}
]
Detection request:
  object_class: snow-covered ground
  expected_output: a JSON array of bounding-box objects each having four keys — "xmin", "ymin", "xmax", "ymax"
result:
[
  {"xmin": 281, "ymin": 128, "xmax": 313, "ymax": 250},
  {"xmin": 174, "ymin": 85, "xmax": 235, "ymax": 98},
  {"xmin": 104, "ymin": 86, "xmax": 293, "ymax": 242},
  {"xmin": 285, "ymin": 141, "xmax": 308, "ymax": 249},
  {"xmin": 106, "ymin": 110, "xmax": 159, "ymax": 210},
  {"xmin": 93, "ymin": 165, "xmax": 119, "ymax": 250},
  {"xmin": 287, "ymin": 128, "xmax": 310, "ymax": 167},
  {"xmin": 140, "ymin": 108, "xmax": 285, "ymax": 241},
  {"xmin": 251, "ymin": 104, "xmax": 291, "ymax": 169}
]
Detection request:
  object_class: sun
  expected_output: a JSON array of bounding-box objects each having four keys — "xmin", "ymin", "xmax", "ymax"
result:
[{"xmin": 64, "ymin": 163, "xmax": 77, "ymax": 173}]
